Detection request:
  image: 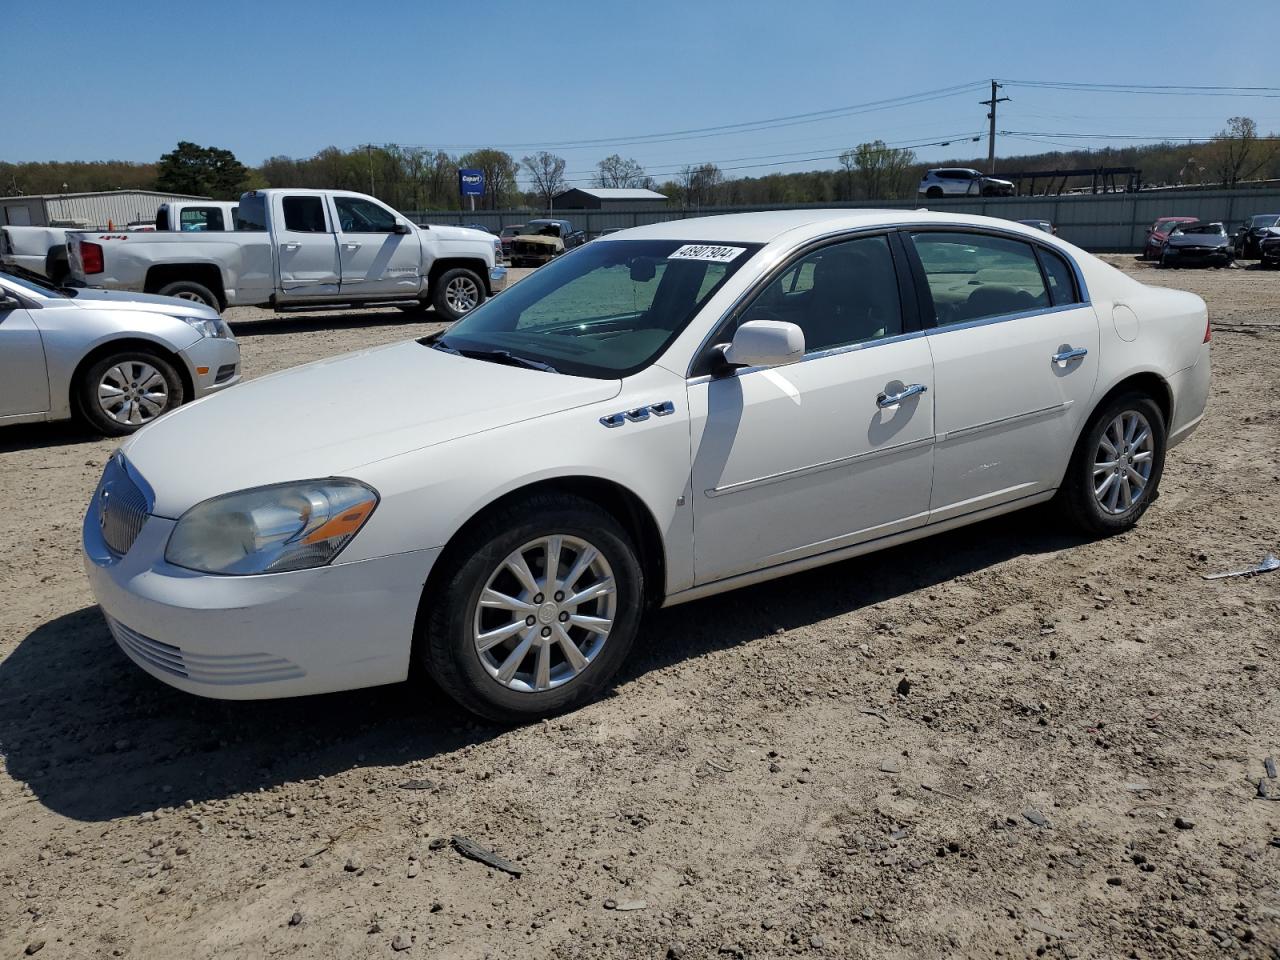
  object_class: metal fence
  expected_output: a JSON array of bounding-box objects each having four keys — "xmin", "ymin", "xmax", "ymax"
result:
[{"xmin": 409, "ymin": 186, "xmax": 1280, "ymax": 253}]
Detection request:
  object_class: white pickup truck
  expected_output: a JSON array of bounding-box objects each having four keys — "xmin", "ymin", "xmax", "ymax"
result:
[
  {"xmin": 66, "ymin": 189, "xmax": 507, "ymax": 320},
  {"xmin": 0, "ymin": 200, "xmax": 239, "ymax": 282}
]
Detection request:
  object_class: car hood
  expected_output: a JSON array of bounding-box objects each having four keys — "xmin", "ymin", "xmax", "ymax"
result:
[
  {"xmin": 68, "ymin": 286, "xmax": 221, "ymax": 318},
  {"xmin": 513, "ymin": 234, "xmax": 562, "ymax": 245},
  {"xmin": 1167, "ymin": 233, "xmax": 1228, "ymax": 247},
  {"xmin": 122, "ymin": 340, "xmax": 622, "ymax": 517},
  {"xmin": 422, "ymin": 224, "xmax": 493, "ymax": 243},
  {"xmin": 982, "ymin": 176, "xmax": 1014, "ymax": 186}
]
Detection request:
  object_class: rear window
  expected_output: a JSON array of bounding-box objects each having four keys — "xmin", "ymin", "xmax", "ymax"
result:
[
  {"xmin": 282, "ymin": 196, "xmax": 327, "ymax": 233},
  {"xmin": 235, "ymin": 195, "xmax": 268, "ymax": 231}
]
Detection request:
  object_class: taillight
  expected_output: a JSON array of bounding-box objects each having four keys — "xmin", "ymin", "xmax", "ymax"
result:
[
  {"xmin": 79, "ymin": 240, "xmax": 104, "ymax": 275},
  {"xmin": 1203, "ymin": 313, "xmax": 1211, "ymax": 343}
]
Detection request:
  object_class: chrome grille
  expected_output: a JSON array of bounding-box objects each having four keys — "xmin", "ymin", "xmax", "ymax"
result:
[{"xmin": 96, "ymin": 455, "xmax": 150, "ymax": 556}]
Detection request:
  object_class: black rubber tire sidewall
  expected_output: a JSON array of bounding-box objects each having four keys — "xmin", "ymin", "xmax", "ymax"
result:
[
  {"xmin": 431, "ymin": 267, "xmax": 486, "ymax": 321},
  {"xmin": 157, "ymin": 280, "xmax": 220, "ymax": 311},
  {"xmin": 420, "ymin": 494, "xmax": 644, "ymax": 723},
  {"xmin": 79, "ymin": 349, "xmax": 185, "ymax": 436},
  {"xmin": 1058, "ymin": 392, "xmax": 1167, "ymax": 536}
]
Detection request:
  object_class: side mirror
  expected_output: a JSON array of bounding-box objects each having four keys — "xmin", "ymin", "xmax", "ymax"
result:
[
  {"xmin": 393, "ymin": 221, "xmax": 411, "ymax": 235},
  {"xmin": 722, "ymin": 319, "xmax": 805, "ymax": 369},
  {"xmin": 0, "ymin": 293, "xmax": 21, "ymax": 311}
]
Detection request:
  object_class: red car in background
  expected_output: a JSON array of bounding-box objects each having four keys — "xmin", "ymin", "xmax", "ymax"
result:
[{"xmin": 1143, "ymin": 216, "xmax": 1197, "ymax": 260}]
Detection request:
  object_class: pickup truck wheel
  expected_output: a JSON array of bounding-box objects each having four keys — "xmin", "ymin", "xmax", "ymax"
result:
[
  {"xmin": 432, "ymin": 267, "xmax": 485, "ymax": 321},
  {"xmin": 79, "ymin": 349, "xmax": 185, "ymax": 436},
  {"xmin": 419, "ymin": 493, "xmax": 644, "ymax": 723},
  {"xmin": 157, "ymin": 280, "xmax": 220, "ymax": 311}
]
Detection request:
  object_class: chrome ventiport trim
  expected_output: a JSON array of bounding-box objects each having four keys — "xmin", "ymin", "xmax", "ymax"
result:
[{"xmin": 599, "ymin": 400, "xmax": 675, "ymax": 428}]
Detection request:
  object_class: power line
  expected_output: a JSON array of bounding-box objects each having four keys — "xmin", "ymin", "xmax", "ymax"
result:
[
  {"xmin": 397, "ymin": 81, "xmax": 988, "ymax": 152},
  {"xmin": 999, "ymin": 78, "xmax": 1280, "ymax": 99}
]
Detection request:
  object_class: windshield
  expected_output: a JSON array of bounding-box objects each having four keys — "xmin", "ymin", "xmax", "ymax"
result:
[
  {"xmin": 0, "ymin": 269, "xmax": 71, "ymax": 298},
  {"xmin": 1250, "ymin": 215, "xmax": 1280, "ymax": 228},
  {"xmin": 520, "ymin": 222, "xmax": 562, "ymax": 238},
  {"xmin": 435, "ymin": 239, "xmax": 761, "ymax": 378},
  {"xmin": 1178, "ymin": 224, "xmax": 1225, "ymax": 236},
  {"xmin": 1156, "ymin": 219, "xmax": 1190, "ymax": 232}
]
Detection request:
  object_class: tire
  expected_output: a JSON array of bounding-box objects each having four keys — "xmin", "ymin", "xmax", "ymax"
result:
[
  {"xmin": 926, "ymin": 186, "xmax": 944, "ymax": 199},
  {"xmin": 419, "ymin": 493, "xmax": 645, "ymax": 723},
  {"xmin": 431, "ymin": 267, "xmax": 486, "ymax": 321},
  {"xmin": 1056, "ymin": 392, "xmax": 1167, "ymax": 537},
  {"xmin": 79, "ymin": 348, "xmax": 185, "ymax": 436},
  {"xmin": 157, "ymin": 280, "xmax": 220, "ymax": 311}
]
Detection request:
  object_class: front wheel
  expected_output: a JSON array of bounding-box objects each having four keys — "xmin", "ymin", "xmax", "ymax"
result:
[
  {"xmin": 79, "ymin": 349, "xmax": 185, "ymax": 436},
  {"xmin": 1057, "ymin": 393, "xmax": 1167, "ymax": 536},
  {"xmin": 419, "ymin": 494, "xmax": 644, "ymax": 723},
  {"xmin": 431, "ymin": 267, "xmax": 486, "ymax": 321}
]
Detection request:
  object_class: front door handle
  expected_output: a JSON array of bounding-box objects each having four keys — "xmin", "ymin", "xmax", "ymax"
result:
[
  {"xmin": 1052, "ymin": 347, "xmax": 1088, "ymax": 364},
  {"xmin": 281, "ymin": 241, "xmax": 301, "ymax": 251},
  {"xmin": 342, "ymin": 241, "xmax": 362, "ymax": 250},
  {"xmin": 877, "ymin": 383, "xmax": 928, "ymax": 408}
]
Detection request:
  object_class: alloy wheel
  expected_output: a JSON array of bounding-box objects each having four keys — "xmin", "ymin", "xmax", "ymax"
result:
[
  {"xmin": 472, "ymin": 535, "xmax": 616, "ymax": 693},
  {"xmin": 445, "ymin": 276, "xmax": 480, "ymax": 314},
  {"xmin": 97, "ymin": 361, "xmax": 169, "ymax": 426},
  {"xmin": 1092, "ymin": 410, "xmax": 1154, "ymax": 515}
]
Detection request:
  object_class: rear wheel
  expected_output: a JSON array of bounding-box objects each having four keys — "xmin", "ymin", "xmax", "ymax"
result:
[
  {"xmin": 926, "ymin": 186, "xmax": 944, "ymax": 199},
  {"xmin": 1057, "ymin": 393, "xmax": 1166, "ymax": 536},
  {"xmin": 419, "ymin": 494, "xmax": 644, "ymax": 723},
  {"xmin": 157, "ymin": 280, "xmax": 219, "ymax": 311},
  {"xmin": 432, "ymin": 267, "xmax": 485, "ymax": 321},
  {"xmin": 79, "ymin": 349, "xmax": 185, "ymax": 436}
]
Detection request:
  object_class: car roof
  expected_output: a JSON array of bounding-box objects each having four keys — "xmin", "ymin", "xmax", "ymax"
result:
[{"xmin": 611, "ymin": 209, "xmax": 1057, "ymax": 245}]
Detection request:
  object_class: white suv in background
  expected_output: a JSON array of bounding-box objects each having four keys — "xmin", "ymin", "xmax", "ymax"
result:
[{"xmin": 919, "ymin": 168, "xmax": 1015, "ymax": 199}]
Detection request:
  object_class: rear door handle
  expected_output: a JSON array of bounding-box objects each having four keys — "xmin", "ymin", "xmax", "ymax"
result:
[
  {"xmin": 877, "ymin": 383, "xmax": 928, "ymax": 408},
  {"xmin": 1052, "ymin": 347, "xmax": 1088, "ymax": 364}
]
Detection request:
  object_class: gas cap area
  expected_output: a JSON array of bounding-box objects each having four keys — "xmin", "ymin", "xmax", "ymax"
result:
[{"xmin": 1112, "ymin": 304, "xmax": 1140, "ymax": 343}]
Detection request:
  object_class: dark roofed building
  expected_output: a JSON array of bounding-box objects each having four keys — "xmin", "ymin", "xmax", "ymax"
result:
[{"xmin": 551, "ymin": 187, "xmax": 668, "ymax": 210}]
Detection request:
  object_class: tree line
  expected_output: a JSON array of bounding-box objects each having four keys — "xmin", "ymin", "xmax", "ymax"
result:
[{"xmin": 4, "ymin": 118, "xmax": 1277, "ymax": 213}]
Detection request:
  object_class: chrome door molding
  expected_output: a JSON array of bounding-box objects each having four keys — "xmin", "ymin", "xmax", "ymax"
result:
[
  {"xmin": 935, "ymin": 400, "xmax": 1074, "ymax": 444},
  {"xmin": 704, "ymin": 435, "xmax": 934, "ymax": 499}
]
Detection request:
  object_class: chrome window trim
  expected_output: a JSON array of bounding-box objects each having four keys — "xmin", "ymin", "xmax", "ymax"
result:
[
  {"xmin": 704, "ymin": 435, "xmax": 934, "ymax": 499},
  {"xmin": 924, "ymin": 301, "xmax": 1090, "ymax": 338},
  {"xmin": 684, "ymin": 327, "xmax": 932, "ymax": 386},
  {"xmin": 682, "ymin": 221, "xmax": 1091, "ymax": 380}
]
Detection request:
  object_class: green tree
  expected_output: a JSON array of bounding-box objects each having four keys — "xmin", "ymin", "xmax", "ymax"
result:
[
  {"xmin": 850, "ymin": 140, "xmax": 917, "ymax": 200},
  {"xmin": 459, "ymin": 149, "xmax": 520, "ymax": 209},
  {"xmin": 154, "ymin": 141, "xmax": 249, "ymax": 199}
]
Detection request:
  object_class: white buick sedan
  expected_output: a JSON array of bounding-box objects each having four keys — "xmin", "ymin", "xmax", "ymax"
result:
[{"xmin": 84, "ymin": 211, "xmax": 1211, "ymax": 722}]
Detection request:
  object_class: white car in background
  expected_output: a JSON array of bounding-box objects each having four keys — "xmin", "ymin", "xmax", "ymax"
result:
[
  {"xmin": 84, "ymin": 211, "xmax": 1210, "ymax": 722},
  {"xmin": 919, "ymin": 167, "xmax": 1015, "ymax": 198}
]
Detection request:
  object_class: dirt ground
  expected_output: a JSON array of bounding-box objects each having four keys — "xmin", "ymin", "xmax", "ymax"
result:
[{"xmin": 1, "ymin": 257, "xmax": 1277, "ymax": 960}]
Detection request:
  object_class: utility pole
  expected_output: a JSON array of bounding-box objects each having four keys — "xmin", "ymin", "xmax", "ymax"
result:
[{"xmin": 981, "ymin": 80, "xmax": 1011, "ymax": 174}]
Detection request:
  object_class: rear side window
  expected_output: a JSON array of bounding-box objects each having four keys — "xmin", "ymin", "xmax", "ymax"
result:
[
  {"xmin": 179, "ymin": 207, "xmax": 226, "ymax": 232},
  {"xmin": 1037, "ymin": 247, "xmax": 1080, "ymax": 306},
  {"xmin": 235, "ymin": 196, "xmax": 268, "ymax": 231},
  {"xmin": 911, "ymin": 232, "xmax": 1049, "ymax": 326},
  {"xmin": 282, "ymin": 196, "xmax": 327, "ymax": 233}
]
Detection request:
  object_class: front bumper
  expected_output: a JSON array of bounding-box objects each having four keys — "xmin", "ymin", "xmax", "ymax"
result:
[
  {"xmin": 1163, "ymin": 248, "xmax": 1232, "ymax": 266},
  {"xmin": 83, "ymin": 503, "xmax": 439, "ymax": 700},
  {"xmin": 181, "ymin": 336, "xmax": 242, "ymax": 399},
  {"xmin": 489, "ymin": 264, "xmax": 508, "ymax": 293},
  {"xmin": 1261, "ymin": 242, "xmax": 1280, "ymax": 265}
]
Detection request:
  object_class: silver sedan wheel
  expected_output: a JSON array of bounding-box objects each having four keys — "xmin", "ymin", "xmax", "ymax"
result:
[
  {"xmin": 1093, "ymin": 410, "xmax": 1154, "ymax": 515},
  {"xmin": 472, "ymin": 535, "xmax": 616, "ymax": 693},
  {"xmin": 445, "ymin": 275, "xmax": 481, "ymax": 315},
  {"xmin": 97, "ymin": 361, "xmax": 169, "ymax": 426}
]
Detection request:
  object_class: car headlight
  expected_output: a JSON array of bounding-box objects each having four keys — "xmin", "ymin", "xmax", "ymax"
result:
[
  {"xmin": 177, "ymin": 315, "xmax": 233, "ymax": 339},
  {"xmin": 165, "ymin": 479, "xmax": 378, "ymax": 575}
]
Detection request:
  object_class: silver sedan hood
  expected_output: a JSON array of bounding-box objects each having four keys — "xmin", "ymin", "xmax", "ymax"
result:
[
  {"xmin": 68, "ymin": 286, "xmax": 220, "ymax": 319},
  {"xmin": 121, "ymin": 340, "xmax": 622, "ymax": 517}
]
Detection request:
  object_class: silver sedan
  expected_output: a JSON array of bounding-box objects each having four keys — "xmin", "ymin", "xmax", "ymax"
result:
[{"xmin": 0, "ymin": 270, "xmax": 240, "ymax": 436}]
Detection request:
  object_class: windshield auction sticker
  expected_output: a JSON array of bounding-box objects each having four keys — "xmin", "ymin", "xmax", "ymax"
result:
[{"xmin": 668, "ymin": 244, "xmax": 747, "ymax": 263}]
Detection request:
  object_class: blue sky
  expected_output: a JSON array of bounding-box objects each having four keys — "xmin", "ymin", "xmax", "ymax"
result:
[{"xmin": 8, "ymin": 0, "xmax": 1280, "ymax": 185}]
